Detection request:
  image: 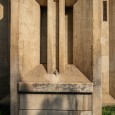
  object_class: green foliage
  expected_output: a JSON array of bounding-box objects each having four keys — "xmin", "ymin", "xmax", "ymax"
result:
[{"xmin": 103, "ymin": 106, "xmax": 115, "ymax": 115}]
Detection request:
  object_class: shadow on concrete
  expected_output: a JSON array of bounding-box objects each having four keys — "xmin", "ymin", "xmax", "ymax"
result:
[
  {"xmin": 0, "ymin": 0, "xmax": 10, "ymax": 106},
  {"xmin": 20, "ymin": 94, "xmax": 77, "ymax": 115}
]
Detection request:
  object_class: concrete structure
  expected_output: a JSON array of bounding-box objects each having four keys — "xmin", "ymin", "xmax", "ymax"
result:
[
  {"xmin": 101, "ymin": 0, "xmax": 115, "ymax": 106},
  {"xmin": 2, "ymin": 0, "xmax": 115, "ymax": 114},
  {"xmin": 10, "ymin": 0, "xmax": 101, "ymax": 115}
]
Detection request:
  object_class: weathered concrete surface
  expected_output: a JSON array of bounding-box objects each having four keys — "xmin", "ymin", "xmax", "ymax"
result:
[
  {"xmin": 103, "ymin": 94, "xmax": 115, "ymax": 106},
  {"xmin": 92, "ymin": 0, "xmax": 102, "ymax": 115},
  {"xmin": 18, "ymin": 63, "xmax": 92, "ymax": 83},
  {"xmin": 19, "ymin": 82, "xmax": 93, "ymax": 93},
  {"xmin": 10, "ymin": 0, "xmax": 102, "ymax": 115},
  {"xmin": 101, "ymin": 0, "xmax": 109, "ymax": 95},
  {"xmin": 101, "ymin": 0, "xmax": 115, "ymax": 105},
  {"xmin": 19, "ymin": 0, "xmax": 40, "ymax": 80},
  {"xmin": 59, "ymin": 0, "xmax": 65, "ymax": 73},
  {"xmin": 10, "ymin": 0, "xmax": 19, "ymax": 114},
  {"xmin": 47, "ymin": 0, "xmax": 57, "ymax": 73},
  {"xmin": 73, "ymin": 0, "xmax": 93, "ymax": 81},
  {"xmin": 19, "ymin": 110, "xmax": 92, "ymax": 115},
  {"xmin": 109, "ymin": 0, "xmax": 115, "ymax": 99},
  {"xmin": 20, "ymin": 94, "xmax": 92, "ymax": 110}
]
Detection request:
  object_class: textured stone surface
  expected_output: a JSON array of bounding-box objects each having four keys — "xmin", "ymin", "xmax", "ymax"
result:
[
  {"xmin": 10, "ymin": 0, "xmax": 102, "ymax": 115},
  {"xmin": 19, "ymin": 110, "xmax": 92, "ymax": 115},
  {"xmin": 19, "ymin": 82, "xmax": 93, "ymax": 93},
  {"xmin": 92, "ymin": 0, "xmax": 102, "ymax": 115},
  {"xmin": 20, "ymin": 94, "xmax": 92, "ymax": 110},
  {"xmin": 103, "ymin": 94, "xmax": 115, "ymax": 106},
  {"xmin": 73, "ymin": 0, "xmax": 93, "ymax": 81},
  {"xmin": 101, "ymin": 0, "xmax": 109, "ymax": 94},
  {"xmin": 109, "ymin": 0, "xmax": 115, "ymax": 99}
]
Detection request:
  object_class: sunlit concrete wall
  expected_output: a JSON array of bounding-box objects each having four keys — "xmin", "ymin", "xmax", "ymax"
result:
[{"xmin": 101, "ymin": 0, "xmax": 109, "ymax": 94}]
